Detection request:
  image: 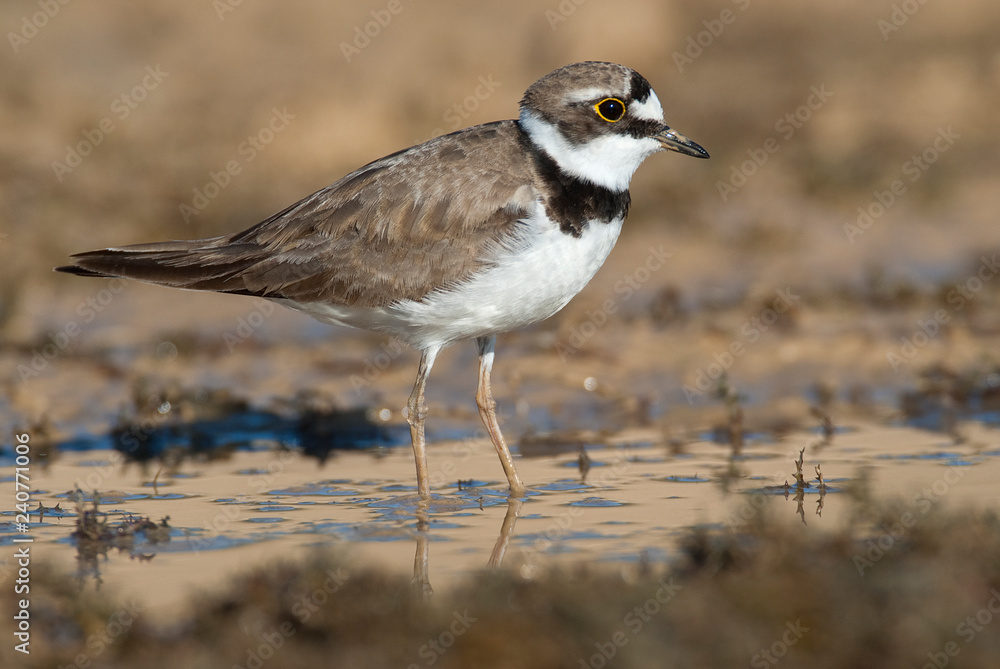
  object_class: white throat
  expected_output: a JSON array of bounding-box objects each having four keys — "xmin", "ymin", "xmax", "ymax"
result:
[{"xmin": 519, "ymin": 109, "xmax": 662, "ymax": 192}]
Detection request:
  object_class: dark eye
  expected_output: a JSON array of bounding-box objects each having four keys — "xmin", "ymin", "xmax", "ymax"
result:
[{"xmin": 595, "ymin": 97, "xmax": 625, "ymax": 123}]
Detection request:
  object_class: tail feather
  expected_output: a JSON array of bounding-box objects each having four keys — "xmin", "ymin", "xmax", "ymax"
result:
[{"xmin": 54, "ymin": 237, "xmax": 265, "ymax": 295}]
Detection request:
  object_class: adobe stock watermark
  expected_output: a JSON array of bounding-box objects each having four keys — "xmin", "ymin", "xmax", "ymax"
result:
[
  {"xmin": 185, "ymin": 503, "xmax": 244, "ymax": 554},
  {"xmin": 223, "ymin": 299, "xmax": 276, "ymax": 352},
  {"xmin": 520, "ymin": 449, "xmax": 634, "ymax": 564},
  {"xmin": 556, "ymin": 244, "xmax": 672, "ymax": 361},
  {"xmin": 58, "ymin": 600, "xmax": 143, "ymax": 669},
  {"xmin": 17, "ymin": 278, "xmax": 129, "ymax": 382},
  {"xmin": 682, "ymin": 287, "xmax": 800, "ymax": 403},
  {"xmin": 231, "ymin": 567, "xmax": 349, "ymax": 669},
  {"xmin": 186, "ymin": 448, "xmax": 299, "ymax": 554},
  {"xmin": 421, "ymin": 425, "xmax": 492, "ymax": 491},
  {"xmin": 408, "ymin": 609, "xmax": 478, "ymax": 668},
  {"xmin": 178, "ymin": 106, "xmax": 294, "ymax": 223},
  {"xmin": 917, "ymin": 589, "xmax": 1000, "ymax": 669},
  {"xmin": 750, "ymin": 619, "xmax": 809, "ymax": 668},
  {"xmin": 212, "ymin": 0, "xmax": 245, "ymax": 21},
  {"xmin": 418, "ymin": 75, "xmax": 502, "ymax": 141},
  {"xmin": 884, "ymin": 253, "xmax": 997, "ymax": 371},
  {"xmin": 843, "ymin": 126, "xmax": 959, "ymax": 244},
  {"xmin": 578, "ymin": 578, "xmax": 682, "ymax": 669},
  {"xmin": 51, "ymin": 65, "xmax": 170, "ymax": 182},
  {"xmin": 854, "ymin": 464, "xmax": 965, "ymax": 576},
  {"xmin": 349, "ymin": 338, "xmax": 408, "ymax": 394},
  {"xmin": 544, "ymin": 0, "xmax": 589, "ymax": 31},
  {"xmin": 340, "ymin": 0, "xmax": 412, "ymax": 62},
  {"xmin": 877, "ymin": 0, "xmax": 931, "ymax": 41},
  {"xmin": 672, "ymin": 0, "xmax": 752, "ymax": 73},
  {"xmin": 7, "ymin": 0, "xmax": 73, "ymax": 53},
  {"xmin": 716, "ymin": 84, "xmax": 833, "ymax": 201}
]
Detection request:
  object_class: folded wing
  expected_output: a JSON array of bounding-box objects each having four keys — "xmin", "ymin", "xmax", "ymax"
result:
[{"xmin": 57, "ymin": 121, "xmax": 537, "ymax": 308}]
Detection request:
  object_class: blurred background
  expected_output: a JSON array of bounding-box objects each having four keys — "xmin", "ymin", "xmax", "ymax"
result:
[
  {"xmin": 5, "ymin": 6, "xmax": 1000, "ymax": 665},
  {"xmin": 2, "ymin": 0, "xmax": 1000, "ymax": 430}
]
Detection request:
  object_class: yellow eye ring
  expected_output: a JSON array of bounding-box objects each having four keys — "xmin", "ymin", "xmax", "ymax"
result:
[{"xmin": 595, "ymin": 97, "xmax": 626, "ymax": 123}]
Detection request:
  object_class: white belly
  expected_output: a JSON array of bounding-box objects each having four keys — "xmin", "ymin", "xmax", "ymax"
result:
[{"xmin": 281, "ymin": 210, "xmax": 624, "ymax": 351}]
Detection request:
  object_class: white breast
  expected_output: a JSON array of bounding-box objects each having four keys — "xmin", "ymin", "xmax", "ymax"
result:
[{"xmin": 284, "ymin": 207, "xmax": 624, "ymax": 351}]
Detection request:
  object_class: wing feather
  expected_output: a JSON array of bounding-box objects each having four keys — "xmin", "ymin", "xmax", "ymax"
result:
[{"xmin": 57, "ymin": 121, "xmax": 538, "ymax": 308}]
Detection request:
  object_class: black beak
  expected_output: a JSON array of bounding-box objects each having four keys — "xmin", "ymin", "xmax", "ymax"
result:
[{"xmin": 655, "ymin": 125, "xmax": 710, "ymax": 159}]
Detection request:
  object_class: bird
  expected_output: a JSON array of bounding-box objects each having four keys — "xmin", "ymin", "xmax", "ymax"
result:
[{"xmin": 56, "ymin": 61, "xmax": 709, "ymax": 498}]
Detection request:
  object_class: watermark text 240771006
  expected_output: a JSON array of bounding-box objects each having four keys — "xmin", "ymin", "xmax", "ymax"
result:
[{"xmin": 13, "ymin": 432, "xmax": 34, "ymax": 655}]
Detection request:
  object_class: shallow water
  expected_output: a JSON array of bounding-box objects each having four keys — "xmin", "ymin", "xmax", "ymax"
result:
[{"xmin": 6, "ymin": 412, "xmax": 1000, "ymax": 622}]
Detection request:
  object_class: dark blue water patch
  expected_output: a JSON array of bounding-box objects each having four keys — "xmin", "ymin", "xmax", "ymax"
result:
[
  {"xmin": 943, "ymin": 458, "xmax": 980, "ymax": 467},
  {"xmin": 76, "ymin": 459, "xmax": 115, "ymax": 467},
  {"xmin": 568, "ymin": 497, "xmax": 625, "ymax": 508},
  {"xmin": 269, "ymin": 483, "xmax": 361, "ymax": 497},
  {"xmin": 52, "ymin": 490, "xmax": 149, "ymax": 503},
  {"xmin": 901, "ymin": 383, "xmax": 1000, "ymax": 431},
  {"xmin": 976, "ymin": 410, "xmax": 1000, "ymax": 425},
  {"xmin": 807, "ymin": 425, "xmax": 855, "ymax": 436},
  {"xmin": 256, "ymin": 505, "xmax": 298, "ymax": 513},
  {"xmin": 50, "ymin": 531, "xmax": 186, "ymax": 554},
  {"xmin": 298, "ymin": 521, "xmax": 362, "ymax": 539},
  {"xmin": 455, "ymin": 490, "xmax": 515, "ymax": 507},
  {"xmin": 246, "ymin": 517, "xmax": 286, "ymax": 524},
  {"xmin": 46, "ymin": 434, "xmax": 110, "ymax": 452},
  {"xmin": 533, "ymin": 480, "xmax": 592, "ymax": 492},
  {"xmin": 348, "ymin": 497, "xmax": 382, "ymax": 505},
  {"xmin": 297, "ymin": 520, "xmax": 412, "ymax": 542},
  {"xmin": 875, "ymin": 451, "xmax": 965, "ymax": 461},
  {"xmin": 160, "ymin": 533, "xmax": 264, "ymax": 553},
  {"xmin": 366, "ymin": 493, "xmax": 509, "ymax": 515},
  {"xmin": 66, "ymin": 406, "xmax": 411, "ymax": 463},
  {"xmin": 144, "ymin": 493, "xmax": 191, "ymax": 501},
  {"xmin": 377, "ymin": 483, "xmax": 417, "ymax": 493},
  {"xmin": 452, "ymin": 479, "xmax": 493, "ymax": 490},
  {"xmin": 31, "ymin": 505, "xmax": 76, "ymax": 520},
  {"xmin": 657, "ymin": 475, "xmax": 710, "ymax": 483}
]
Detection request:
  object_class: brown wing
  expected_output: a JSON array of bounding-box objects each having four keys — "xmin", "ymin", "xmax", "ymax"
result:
[{"xmin": 57, "ymin": 121, "xmax": 538, "ymax": 308}]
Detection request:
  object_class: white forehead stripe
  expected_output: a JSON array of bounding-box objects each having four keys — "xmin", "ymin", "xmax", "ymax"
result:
[
  {"xmin": 562, "ymin": 87, "xmax": 610, "ymax": 104},
  {"xmin": 628, "ymin": 90, "xmax": 664, "ymax": 122}
]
